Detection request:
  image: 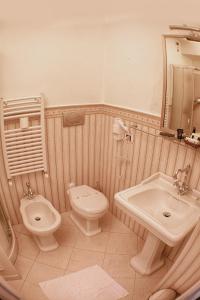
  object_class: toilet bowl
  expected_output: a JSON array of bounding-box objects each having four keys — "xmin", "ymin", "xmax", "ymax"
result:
[
  {"xmin": 68, "ymin": 185, "xmax": 108, "ymax": 236},
  {"xmin": 20, "ymin": 195, "xmax": 61, "ymax": 251}
]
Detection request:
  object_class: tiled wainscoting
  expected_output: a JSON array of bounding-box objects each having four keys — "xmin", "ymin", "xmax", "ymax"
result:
[{"xmin": 0, "ymin": 103, "xmax": 200, "ymax": 261}]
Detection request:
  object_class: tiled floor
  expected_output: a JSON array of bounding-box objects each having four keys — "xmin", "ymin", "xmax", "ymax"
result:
[{"xmin": 10, "ymin": 212, "xmax": 172, "ymax": 300}]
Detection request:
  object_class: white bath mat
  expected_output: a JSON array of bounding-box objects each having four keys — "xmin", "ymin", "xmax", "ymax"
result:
[{"xmin": 39, "ymin": 265, "xmax": 128, "ymax": 300}]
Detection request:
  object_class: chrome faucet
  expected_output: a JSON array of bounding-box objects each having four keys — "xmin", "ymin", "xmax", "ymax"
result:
[
  {"xmin": 24, "ymin": 182, "xmax": 34, "ymax": 199},
  {"xmin": 173, "ymin": 164, "xmax": 191, "ymax": 195}
]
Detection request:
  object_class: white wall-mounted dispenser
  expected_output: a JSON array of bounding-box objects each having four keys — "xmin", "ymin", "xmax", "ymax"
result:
[{"xmin": 112, "ymin": 118, "xmax": 128, "ymax": 141}]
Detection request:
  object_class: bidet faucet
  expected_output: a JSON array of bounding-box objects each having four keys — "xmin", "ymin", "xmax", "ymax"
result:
[
  {"xmin": 173, "ymin": 164, "xmax": 191, "ymax": 195},
  {"xmin": 24, "ymin": 182, "xmax": 35, "ymax": 199}
]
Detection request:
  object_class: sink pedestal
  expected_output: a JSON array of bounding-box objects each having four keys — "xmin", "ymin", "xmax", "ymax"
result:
[{"xmin": 131, "ymin": 232, "xmax": 165, "ymax": 275}]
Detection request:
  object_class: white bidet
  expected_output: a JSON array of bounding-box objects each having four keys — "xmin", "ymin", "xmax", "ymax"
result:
[{"xmin": 20, "ymin": 195, "xmax": 61, "ymax": 251}]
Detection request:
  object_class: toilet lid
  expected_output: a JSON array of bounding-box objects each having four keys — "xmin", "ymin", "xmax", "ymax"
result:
[{"xmin": 70, "ymin": 185, "xmax": 108, "ymax": 214}]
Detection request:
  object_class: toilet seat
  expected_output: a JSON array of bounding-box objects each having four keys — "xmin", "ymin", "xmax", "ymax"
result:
[
  {"xmin": 69, "ymin": 185, "xmax": 108, "ymax": 217},
  {"xmin": 68, "ymin": 185, "xmax": 108, "ymax": 236}
]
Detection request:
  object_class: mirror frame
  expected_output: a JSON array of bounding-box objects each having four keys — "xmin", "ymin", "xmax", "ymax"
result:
[{"xmin": 160, "ymin": 34, "xmax": 195, "ymax": 135}]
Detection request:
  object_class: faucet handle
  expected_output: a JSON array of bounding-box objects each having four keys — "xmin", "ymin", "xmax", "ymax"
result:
[
  {"xmin": 24, "ymin": 182, "xmax": 34, "ymax": 199},
  {"xmin": 185, "ymin": 164, "xmax": 191, "ymax": 174},
  {"xmin": 26, "ymin": 182, "xmax": 31, "ymax": 188}
]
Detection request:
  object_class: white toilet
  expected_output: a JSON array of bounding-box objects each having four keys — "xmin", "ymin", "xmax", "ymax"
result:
[
  {"xmin": 68, "ymin": 185, "xmax": 108, "ymax": 236},
  {"xmin": 20, "ymin": 195, "xmax": 61, "ymax": 251}
]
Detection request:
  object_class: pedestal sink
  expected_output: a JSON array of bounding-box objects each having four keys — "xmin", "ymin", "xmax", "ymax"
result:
[{"xmin": 115, "ymin": 172, "xmax": 200, "ymax": 275}]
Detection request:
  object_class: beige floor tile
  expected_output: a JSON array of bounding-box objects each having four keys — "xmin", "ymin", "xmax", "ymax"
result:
[
  {"xmin": 134, "ymin": 262, "xmax": 170, "ymax": 300},
  {"xmin": 9, "ymin": 256, "xmax": 34, "ymax": 291},
  {"xmin": 9, "ymin": 278, "xmax": 24, "ymax": 292},
  {"xmin": 110, "ymin": 217, "xmax": 132, "ymax": 234},
  {"xmin": 107, "ymin": 232, "xmax": 138, "ymax": 255},
  {"xmin": 26, "ymin": 262, "xmax": 64, "ymax": 284},
  {"xmin": 114, "ymin": 276, "xmax": 135, "ymax": 299},
  {"xmin": 20, "ymin": 281, "xmax": 48, "ymax": 300},
  {"xmin": 134, "ymin": 276, "xmax": 154, "ymax": 300},
  {"xmin": 121, "ymin": 294, "xmax": 134, "ymax": 300},
  {"xmin": 133, "ymin": 281, "xmax": 152, "ymax": 300},
  {"xmin": 103, "ymin": 254, "xmax": 135, "ymax": 278},
  {"xmin": 61, "ymin": 211, "xmax": 74, "ymax": 226},
  {"xmin": 135, "ymin": 258, "xmax": 171, "ymax": 280},
  {"xmin": 12, "ymin": 214, "xmax": 171, "ymax": 300},
  {"xmin": 75, "ymin": 231, "xmax": 109, "ymax": 252},
  {"xmin": 66, "ymin": 248, "xmax": 104, "ymax": 273},
  {"xmin": 13, "ymin": 224, "xmax": 30, "ymax": 236},
  {"xmin": 17, "ymin": 234, "xmax": 39, "ymax": 260},
  {"xmin": 54, "ymin": 224, "xmax": 79, "ymax": 247},
  {"xmin": 100, "ymin": 212, "xmax": 113, "ymax": 232},
  {"xmin": 36, "ymin": 246, "xmax": 73, "ymax": 269}
]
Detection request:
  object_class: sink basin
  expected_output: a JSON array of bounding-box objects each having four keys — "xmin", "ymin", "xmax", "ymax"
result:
[{"xmin": 115, "ymin": 172, "xmax": 200, "ymax": 275}]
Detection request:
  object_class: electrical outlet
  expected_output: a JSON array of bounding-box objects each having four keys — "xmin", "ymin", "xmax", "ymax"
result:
[
  {"xmin": 125, "ymin": 133, "xmax": 134, "ymax": 143},
  {"xmin": 125, "ymin": 133, "xmax": 131, "ymax": 141}
]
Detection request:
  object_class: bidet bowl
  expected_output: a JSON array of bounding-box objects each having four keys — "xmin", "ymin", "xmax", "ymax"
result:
[
  {"xmin": 20, "ymin": 195, "xmax": 61, "ymax": 237},
  {"xmin": 20, "ymin": 195, "xmax": 61, "ymax": 251}
]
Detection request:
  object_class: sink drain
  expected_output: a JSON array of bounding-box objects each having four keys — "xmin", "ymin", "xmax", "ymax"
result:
[
  {"xmin": 163, "ymin": 211, "xmax": 171, "ymax": 218},
  {"xmin": 35, "ymin": 216, "xmax": 41, "ymax": 221}
]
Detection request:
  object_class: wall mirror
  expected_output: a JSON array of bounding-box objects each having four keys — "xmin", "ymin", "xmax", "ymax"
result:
[{"xmin": 161, "ymin": 34, "xmax": 200, "ymax": 135}]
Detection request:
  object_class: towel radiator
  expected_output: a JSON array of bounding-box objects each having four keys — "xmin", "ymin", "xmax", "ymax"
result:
[{"xmin": 0, "ymin": 95, "xmax": 47, "ymax": 183}]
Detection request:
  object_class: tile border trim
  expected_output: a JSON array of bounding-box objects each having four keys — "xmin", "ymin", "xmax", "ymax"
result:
[{"xmin": 46, "ymin": 104, "xmax": 161, "ymax": 129}]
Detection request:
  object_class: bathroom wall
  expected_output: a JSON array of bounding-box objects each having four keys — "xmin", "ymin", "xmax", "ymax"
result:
[
  {"xmin": 0, "ymin": 105, "xmax": 103, "ymax": 224},
  {"xmin": 103, "ymin": 19, "xmax": 165, "ymax": 115},
  {"xmin": 0, "ymin": 104, "xmax": 200, "ymax": 261},
  {"xmin": 1, "ymin": 18, "xmax": 166, "ymax": 115},
  {"xmin": 0, "ymin": 21, "xmax": 105, "ymax": 106},
  {"xmin": 0, "ymin": 15, "xmax": 170, "ymax": 116},
  {"xmin": 2, "ymin": 0, "xmax": 200, "ymax": 116},
  {"xmin": 99, "ymin": 105, "xmax": 200, "ymax": 260},
  {"xmin": 0, "ymin": 222, "xmax": 10, "ymax": 254}
]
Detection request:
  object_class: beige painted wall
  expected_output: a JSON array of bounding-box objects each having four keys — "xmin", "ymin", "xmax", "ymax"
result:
[
  {"xmin": 1, "ymin": 0, "xmax": 200, "ymax": 115},
  {"xmin": 103, "ymin": 19, "xmax": 166, "ymax": 115},
  {"xmin": 1, "ymin": 21, "xmax": 105, "ymax": 106},
  {"xmin": 1, "ymin": 17, "xmax": 168, "ymax": 115}
]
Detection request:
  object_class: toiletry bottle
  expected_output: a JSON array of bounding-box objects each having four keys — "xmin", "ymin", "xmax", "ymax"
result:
[{"xmin": 177, "ymin": 128, "xmax": 184, "ymax": 140}]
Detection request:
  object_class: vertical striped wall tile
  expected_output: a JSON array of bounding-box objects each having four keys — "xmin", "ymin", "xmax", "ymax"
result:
[
  {"xmin": 62, "ymin": 122, "xmax": 71, "ymax": 210},
  {"xmin": 0, "ymin": 133, "xmax": 19, "ymax": 224},
  {"xmin": 189, "ymin": 150, "xmax": 200, "ymax": 190},
  {"xmin": 88, "ymin": 114, "xmax": 96, "ymax": 188},
  {"xmin": 82, "ymin": 115, "xmax": 89, "ymax": 185},
  {"xmin": 94, "ymin": 114, "xmax": 103, "ymax": 189},
  {"xmin": 143, "ymin": 128, "xmax": 156, "ymax": 180},
  {"xmin": 129, "ymin": 128, "xmax": 142, "ymax": 187},
  {"xmin": 151, "ymin": 135, "xmax": 163, "ymax": 174},
  {"xmin": 159, "ymin": 138, "xmax": 171, "ymax": 173},
  {"xmin": 68, "ymin": 126, "xmax": 77, "ymax": 185},
  {"xmin": 46, "ymin": 117, "xmax": 60, "ymax": 211},
  {"xmin": 174, "ymin": 144, "xmax": 187, "ymax": 172},
  {"xmin": 75, "ymin": 123, "xmax": 83, "ymax": 187},
  {"xmin": 54, "ymin": 117, "xmax": 66, "ymax": 212},
  {"xmin": 1, "ymin": 105, "xmax": 200, "ymax": 263},
  {"xmin": 135, "ymin": 126, "xmax": 149, "ymax": 185},
  {"xmin": 165, "ymin": 141, "xmax": 179, "ymax": 177}
]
